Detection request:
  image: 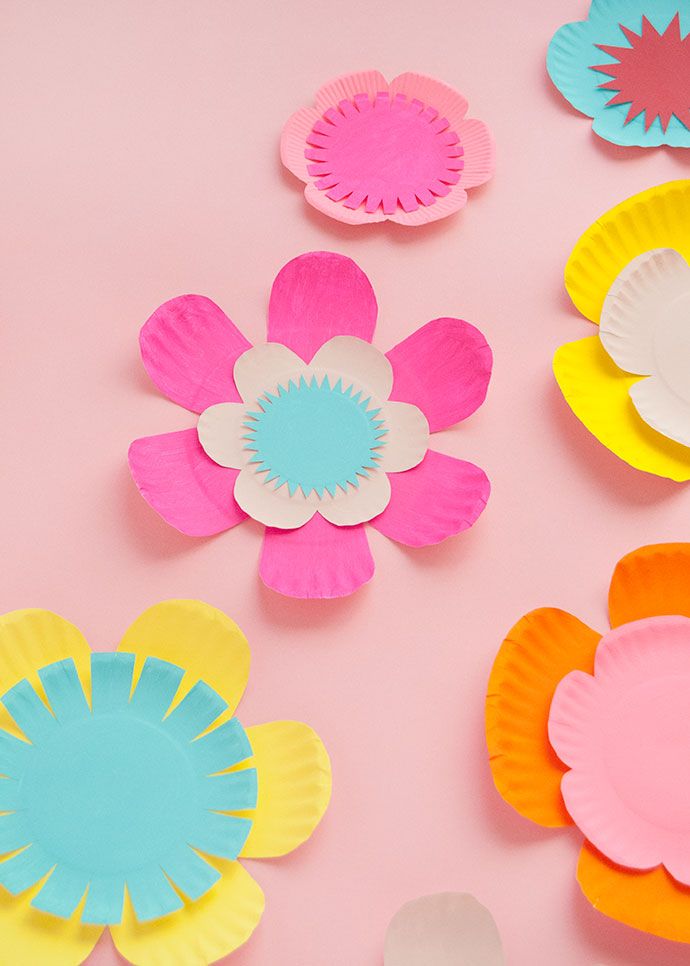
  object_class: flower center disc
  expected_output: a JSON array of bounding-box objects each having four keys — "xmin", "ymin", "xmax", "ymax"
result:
[
  {"xmin": 306, "ymin": 92, "xmax": 463, "ymax": 214},
  {"xmin": 21, "ymin": 715, "xmax": 195, "ymax": 871},
  {"xmin": 244, "ymin": 376, "xmax": 386, "ymax": 498}
]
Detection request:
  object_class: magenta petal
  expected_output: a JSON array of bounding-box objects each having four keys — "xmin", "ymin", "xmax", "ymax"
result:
[
  {"xmin": 140, "ymin": 295, "xmax": 251, "ymax": 413},
  {"xmin": 128, "ymin": 429, "xmax": 247, "ymax": 536},
  {"xmin": 386, "ymin": 318, "xmax": 492, "ymax": 432},
  {"xmin": 260, "ymin": 515, "xmax": 374, "ymax": 598},
  {"xmin": 370, "ymin": 451, "xmax": 489, "ymax": 547},
  {"xmin": 267, "ymin": 252, "xmax": 378, "ymax": 362}
]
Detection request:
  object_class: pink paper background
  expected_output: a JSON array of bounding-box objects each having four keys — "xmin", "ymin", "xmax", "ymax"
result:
[{"xmin": 2, "ymin": 1, "xmax": 690, "ymax": 963}]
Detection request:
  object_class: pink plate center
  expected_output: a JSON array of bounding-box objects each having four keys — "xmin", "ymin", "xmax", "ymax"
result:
[{"xmin": 305, "ymin": 91, "xmax": 464, "ymax": 215}]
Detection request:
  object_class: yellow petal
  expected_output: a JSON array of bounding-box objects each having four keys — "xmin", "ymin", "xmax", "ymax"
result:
[
  {"xmin": 553, "ymin": 336, "xmax": 690, "ymax": 481},
  {"xmin": 578, "ymin": 840, "xmax": 690, "ymax": 943},
  {"xmin": 486, "ymin": 608, "xmax": 600, "ymax": 827},
  {"xmin": 0, "ymin": 881, "xmax": 100, "ymax": 966},
  {"xmin": 0, "ymin": 610, "xmax": 91, "ymax": 738},
  {"xmin": 111, "ymin": 859, "xmax": 264, "ymax": 966},
  {"xmin": 565, "ymin": 180, "xmax": 690, "ymax": 324},
  {"xmin": 241, "ymin": 721, "xmax": 332, "ymax": 858},
  {"xmin": 117, "ymin": 601, "xmax": 250, "ymax": 715}
]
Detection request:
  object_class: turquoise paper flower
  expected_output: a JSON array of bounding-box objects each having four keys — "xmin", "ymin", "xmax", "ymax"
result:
[{"xmin": 547, "ymin": 1, "xmax": 690, "ymax": 147}]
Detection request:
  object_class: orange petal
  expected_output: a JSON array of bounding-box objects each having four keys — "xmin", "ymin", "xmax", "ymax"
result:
[
  {"xmin": 486, "ymin": 608, "xmax": 601, "ymax": 827},
  {"xmin": 578, "ymin": 840, "xmax": 690, "ymax": 943},
  {"xmin": 609, "ymin": 544, "xmax": 690, "ymax": 627}
]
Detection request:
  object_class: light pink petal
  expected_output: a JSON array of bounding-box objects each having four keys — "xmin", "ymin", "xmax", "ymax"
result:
[
  {"xmin": 128, "ymin": 429, "xmax": 247, "ymax": 536},
  {"xmin": 304, "ymin": 184, "xmax": 385, "ymax": 225},
  {"xmin": 370, "ymin": 450, "xmax": 489, "ymax": 547},
  {"xmin": 267, "ymin": 252, "xmax": 378, "ymax": 362},
  {"xmin": 388, "ymin": 185, "xmax": 469, "ymax": 226},
  {"xmin": 386, "ymin": 319, "xmax": 492, "ymax": 432},
  {"xmin": 280, "ymin": 106, "xmax": 322, "ymax": 183},
  {"xmin": 457, "ymin": 118, "xmax": 495, "ymax": 189},
  {"xmin": 388, "ymin": 72, "xmax": 469, "ymax": 130},
  {"xmin": 259, "ymin": 515, "xmax": 374, "ymax": 598},
  {"xmin": 140, "ymin": 295, "xmax": 251, "ymax": 413},
  {"xmin": 314, "ymin": 71, "xmax": 389, "ymax": 114}
]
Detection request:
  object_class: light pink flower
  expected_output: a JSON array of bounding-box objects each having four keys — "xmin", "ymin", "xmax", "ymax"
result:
[
  {"xmin": 129, "ymin": 252, "xmax": 491, "ymax": 599},
  {"xmin": 281, "ymin": 71, "xmax": 494, "ymax": 226}
]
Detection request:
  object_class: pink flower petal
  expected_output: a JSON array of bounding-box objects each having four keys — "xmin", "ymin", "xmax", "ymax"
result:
[
  {"xmin": 457, "ymin": 118, "xmax": 495, "ymax": 189},
  {"xmin": 267, "ymin": 252, "xmax": 378, "ymax": 362},
  {"xmin": 314, "ymin": 71, "xmax": 389, "ymax": 114},
  {"xmin": 388, "ymin": 72, "xmax": 469, "ymax": 129},
  {"xmin": 370, "ymin": 450, "xmax": 489, "ymax": 547},
  {"xmin": 140, "ymin": 295, "xmax": 251, "ymax": 413},
  {"xmin": 304, "ymin": 184, "xmax": 385, "ymax": 225},
  {"xmin": 280, "ymin": 106, "xmax": 322, "ymax": 183},
  {"xmin": 386, "ymin": 319, "xmax": 492, "ymax": 432},
  {"xmin": 128, "ymin": 429, "xmax": 247, "ymax": 536},
  {"xmin": 259, "ymin": 515, "xmax": 374, "ymax": 598},
  {"xmin": 388, "ymin": 185, "xmax": 469, "ymax": 226}
]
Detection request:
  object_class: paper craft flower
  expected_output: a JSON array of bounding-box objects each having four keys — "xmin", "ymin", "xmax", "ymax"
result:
[
  {"xmin": 0, "ymin": 602, "xmax": 331, "ymax": 966},
  {"xmin": 486, "ymin": 542, "xmax": 690, "ymax": 944},
  {"xmin": 554, "ymin": 178, "xmax": 690, "ymax": 481},
  {"xmin": 281, "ymin": 71, "xmax": 494, "ymax": 225},
  {"xmin": 129, "ymin": 252, "xmax": 492, "ymax": 599},
  {"xmin": 384, "ymin": 893, "xmax": 504, "ymax": 966},
  {"xmin": 547, "ymin": 3, "xmax": 690, "ymax": 147}
]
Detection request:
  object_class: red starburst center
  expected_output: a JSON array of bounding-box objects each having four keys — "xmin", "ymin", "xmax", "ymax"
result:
[{"xmin": 591, "ymin": 13, "xmax": 690, "ymax": 132}]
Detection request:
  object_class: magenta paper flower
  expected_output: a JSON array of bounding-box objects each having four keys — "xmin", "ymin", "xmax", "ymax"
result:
[
  {"xmin": 281, "ymin": 71, "xmax": 495, "ymax": 226},
  {"xmin": 129, "ymin": 252, "xmax": 492, "ymax": 599}
]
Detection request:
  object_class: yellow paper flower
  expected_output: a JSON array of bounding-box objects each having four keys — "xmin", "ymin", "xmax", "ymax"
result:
[
  {"xmin": 0, "ymin": 602, "xmax": 331, "ymax": 966},
  {"xmin": 554, "ymin": 179, "xmax": 690, "ymax": 481}
]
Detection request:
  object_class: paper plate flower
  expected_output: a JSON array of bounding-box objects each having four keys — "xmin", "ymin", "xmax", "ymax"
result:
[
  {"xmin": 129, "ymin": 252, "xmax": 492, "ymax": 599},
  {"xmin": 554, "ymin": 179, "xmax": 690, "ymax": 481},
  {"xmin": 547, "ymin": 2, "xmax": 690, "ymax": 147},
  {"xmin": 486, "ymin": 542, "xmax": 690, "ymax": 944},
  {"xmin": 384, "ymin": 893, "xmax": 504, "ymax": 966},
  {"xmin": 0, "ymin": 602, "xmax": 331, "ymax": 966},
  {"xmin": 281, "ymin": 71, "xmax": 494, "ymax": 226}
]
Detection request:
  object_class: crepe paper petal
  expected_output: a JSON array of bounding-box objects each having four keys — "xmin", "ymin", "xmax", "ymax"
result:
[
  {"xmin": 550, "ymin": 616, "xmax": 690, "ymax": 883},
  {"xmin": 282, "ymin": 70, "xmax": 493, "ymax": 226},
  {"xmin": 259, "ymin": 516, "xmax": 374, "ymax": 599},
  {"xmin": 233, "ymin": 343, "xmax": 304, "ymax": 405},
  {"xmin": 241, "ymin": 721, "xmax": 332, "ymax": 858},
  {"xmin": 267, "ymin": 252, "xmax": 378, "ymax": 362},
  {"xmin": 387, "ymin": 319, "xmax": 492, "ymax": 432},
  {"xmin": 128, "ymin": 429, "xmax": 247, "ymax": 537},
  {"xmin": 370, "ymin": 451, "xmax": 488, "ymax": 548},
  {"xmin": 196, "ymin": 402, "xmax": 250, "ymax": 470},
  {"xmin": 486, "ymin": 608, "xmax": 601, "ymax": 827},
  {"xmin": 578, "ymin": 840, "xmax": 690, "ymax": 944},
  {"xmin": 384, "ymin": 892, "xmax": 504, "ymax": 966},
  {"xmin": 139, "ymin": 295, "xmax": 251, "ymax": 414},
  {"xmin": 599, "ymin": 249, "xmax": 690, "ymax": 374},
  {"xmin": 233, "ymin": 467, "xmax": 316, "ymax": 529},
  {"xmin": 553, "ymin": 336, "xmax": 690, "ymax": 481},
  {"xmin": 318, "ymin": 472, "xmax": 391, "ymax": 527},
  {"xmin": 609, "ymin": 543, "xmax": 690, "ymax": 626},
  {"xmin": 0, "ymin": 653, "xmax": 257, "ymax": 925},
  {"xmin": 0, "ymin": 609, "xmax": 91, "ymax": 740},
  {"xmin": 547, "ymin": 5, "xmax": 690, "ymax": 148},
  {"xmin": 0, "ymin": 885, "xmax": 100, "ymax": 966},
  {"xmin": 566, "ymin": 180, "xmax": 690, "ymax": 325},
  {"xmin": 377, "ymin": 402, "xmax": 429, "ymax": 473},
  {"xmin": 118, "ymin": 600, "xmax": 250, "ymax": 715},
  {"xmin": 310, "ymin": 336, "xmax": 394, "ymax": 400},
  {"xmin": 110, "ymin": 859, "xmax": 265, "ymax": 966}
]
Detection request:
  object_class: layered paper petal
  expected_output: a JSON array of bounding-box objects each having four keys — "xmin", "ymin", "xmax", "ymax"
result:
[
  {"xmin": 0, "ymin": 888, "xmax": 100, "ymax": 966},
  {"xmin": 609, "ymin": 543, "xmax": 690, "ymax": 626}
]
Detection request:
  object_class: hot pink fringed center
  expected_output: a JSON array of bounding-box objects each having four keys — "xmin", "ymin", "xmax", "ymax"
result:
[{"xmin": 305, "ymin": 91, "xmax": 464, "ymax": 215}]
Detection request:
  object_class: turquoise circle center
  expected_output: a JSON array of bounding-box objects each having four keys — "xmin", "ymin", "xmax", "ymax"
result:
[
  {"xmin": 245, "ymin": 376, "xmax": 386, "ymax": 497},
  {"xmin": 20, "ymin": 715, "xmax": 196, "ymax": 873}
]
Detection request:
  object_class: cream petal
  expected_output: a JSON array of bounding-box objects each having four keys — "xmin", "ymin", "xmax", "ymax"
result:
[
  {"xmin": 376, "ymin": 401, "xmax": 429, "ymax": 472},
  {"xmin": 233, "ymin": 467, "xmax": 316, "ymax": 529},
  {"xmin": 318, "ymin": 470, "xmax": 391, "ymax": 526},
  {"xmin": 197, "ymin": 403, "xmax": 251, "ymax": 469},
  {"xmin": 310, "ymin": 336, "xmax": 393, "ymax": 397},
  {"xmin": 233, "ymin": 344, "xmax": 304, "ymax": 405},
  {"xmin": 630, "ymin": 376, "xmax": 690, "ymax": 448}
]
